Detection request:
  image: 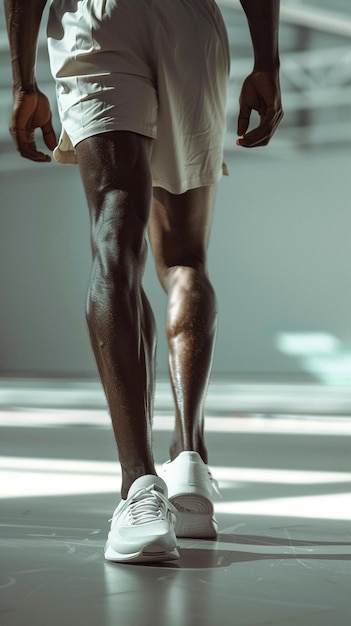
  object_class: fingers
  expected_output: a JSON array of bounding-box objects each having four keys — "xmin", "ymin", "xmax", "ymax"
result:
[
  {"xmin": 41, "ymin": 118, "xmax": 57, "ymax": 152},
  {"xmin": 237, "ymin": 108, "xmax": 283, "ymax": 148},
  {"xmin": 236, "ymin": 71, "xmax": 283, "ymax": 148},
  {"xmin": 9, "ymin": 90, "xmax": 57, "ymax": 162},
  {"xmin": 16, "ymin": 141, "xmax": 51, "ymax": 161},
  {"xmin": 10, "ymin": 124, "xmax": 52, "ymax": 162},
  {"xmin": 237, "ymin": 103, "xmax": 251, "ymax": 138}
]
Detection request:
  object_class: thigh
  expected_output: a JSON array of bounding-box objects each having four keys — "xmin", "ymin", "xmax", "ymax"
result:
[
  {"xmin": 76, "ymin": 131, "xmax": 153, "ymax": 251},
  {"xmin": 149, "ymin": 185, "xmax": 217, "ymax": 289}
]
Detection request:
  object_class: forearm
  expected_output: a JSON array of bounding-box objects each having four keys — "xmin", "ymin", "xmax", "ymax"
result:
[
  {"xmin": 240, "ymin": 0, "xmax": 280, "ymax": 72},
  {"xmin": 4, "ymin": 0, "xmax": 48, "ymax": 91}
]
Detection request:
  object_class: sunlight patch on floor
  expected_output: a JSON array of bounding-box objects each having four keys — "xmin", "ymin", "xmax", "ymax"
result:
[{"xmin": 1, "ymin": 455, "xmax": 351, "ymax": 523}]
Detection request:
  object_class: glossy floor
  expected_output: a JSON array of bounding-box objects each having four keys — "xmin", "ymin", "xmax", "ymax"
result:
[{"xmin": 1, "ymin": 382, "xmax": 351, "ymax": 626}]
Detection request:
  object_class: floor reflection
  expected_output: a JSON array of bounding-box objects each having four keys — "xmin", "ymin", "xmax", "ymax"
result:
[{"xmin": 1, "ymin": 386, "xmax": 351, "ymax": 626}]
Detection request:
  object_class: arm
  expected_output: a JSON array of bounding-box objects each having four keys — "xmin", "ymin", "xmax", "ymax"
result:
[
  {"xmin": 4, "ymin": 0, "xmax": 57, "ymax": 161},
  {"xmin": 237, "ymin": 0, "xmax": 283, "ymax": 148}
]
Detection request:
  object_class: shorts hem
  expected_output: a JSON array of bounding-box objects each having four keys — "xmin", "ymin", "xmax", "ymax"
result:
[
  {"xmin": 151, "ymin": 171, "xmax": 223, "ymax": 195},
  {"xmin": 53, "ymin": 123, "xmax": 157, "ymax": 164},
  {"xmin": 70, "ymin": 124, "xmax": 157, "ymax": 148}
]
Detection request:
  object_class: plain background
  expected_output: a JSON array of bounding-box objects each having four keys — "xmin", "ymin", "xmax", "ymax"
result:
[{"xmin": 0, "ymin": 1, "xmax": 350, "ymax": 384}]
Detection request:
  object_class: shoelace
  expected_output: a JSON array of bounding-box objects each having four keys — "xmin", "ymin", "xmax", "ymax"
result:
[{"xmin": 128, "ymin": 486, "xmax": 176, "ymax": 526}]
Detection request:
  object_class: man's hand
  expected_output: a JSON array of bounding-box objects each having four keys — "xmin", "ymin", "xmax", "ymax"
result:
[
  {"xmin": 9, "ymin": 89, "xmax": 57, "ymax": 162},
  {"xmin": 236, "ymin": 71, "xmax": 283, "ymax": 148}
]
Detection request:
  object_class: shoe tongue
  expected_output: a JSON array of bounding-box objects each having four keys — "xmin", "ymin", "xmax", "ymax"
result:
[{"xmin": 128, "ymin": 474, "xmax": 167, "ymax": 498}]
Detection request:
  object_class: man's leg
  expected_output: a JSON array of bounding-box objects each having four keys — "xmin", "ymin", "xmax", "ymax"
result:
[
  {"xmin": 149, "ymin": 185, "xmax": 218, "ymax": 464},
  {"xmin": 76, "ymin": 131, "xmax": 157, "ymax": 499}
]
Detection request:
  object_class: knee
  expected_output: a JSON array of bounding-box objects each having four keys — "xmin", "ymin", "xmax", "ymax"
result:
[
  {"xmin": 168, "ymin": 265, "xmax": 213, "ymax": 297},
  {"xmin": 166, "ymin": 266, "xmax": 217, "ymax": 337},
  {"xmin": 86, "ymin": 234, "xmax": 147, "ymax": 325},
  {"xmin": 155, "ymin": 250, "xmax": 206, "ymax": 293}
]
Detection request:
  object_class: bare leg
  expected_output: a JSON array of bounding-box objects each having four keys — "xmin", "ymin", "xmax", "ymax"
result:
[
  {"xmin": 149, "ymin": 186, "xmax": 217, "ymax": 463},
  {"xmin": 76, "ymin": 131, "xmax": 157, "ymax": 498}
]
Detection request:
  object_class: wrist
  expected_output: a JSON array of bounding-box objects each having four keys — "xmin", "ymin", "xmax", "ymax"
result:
[
  {"xmin": 10, "ymin": 49, "xmax": 37, "ymax": 93},
  {"xmin": 12, "ymin": 81, "xmax": 38, "ymax": 94},
  {"xmin": 253, "ymin": 57, "xmax": 280, "ymax": 74}
]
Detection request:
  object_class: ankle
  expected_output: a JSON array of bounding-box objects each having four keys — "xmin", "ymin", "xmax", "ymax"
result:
[
  {"xmin": 170, "ymin": 438, "xmax": 208, "ymax": 464},
  {"xmin": 121, "ymin": 466, "xmax": 158, "ymax": 499}
]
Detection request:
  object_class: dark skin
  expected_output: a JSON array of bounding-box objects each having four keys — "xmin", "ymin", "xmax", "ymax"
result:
[
  {"xmin": 237, "ymin": 0, "xmax": 283, "ymax": 147},
  {"xmin": 5, "ymin": 0, "xmax": 283, "ymax": 498},
  {"xmin": 5, "ymin": 0, "xmax": 57, "ymax": 160}
]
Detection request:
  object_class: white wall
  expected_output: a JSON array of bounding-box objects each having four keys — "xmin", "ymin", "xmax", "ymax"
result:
[
  {"xmin": 1, "ymin": 145, "xmax": 350, "ymax": 383},
  {"xmin": 1, "ymin": 1, "xmax": 350, "ymax": 384}
]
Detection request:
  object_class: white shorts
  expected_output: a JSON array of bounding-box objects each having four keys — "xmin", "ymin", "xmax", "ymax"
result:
[{"xmin": 47, "ymin": 0, "xmax": 230, "ymax": 193}]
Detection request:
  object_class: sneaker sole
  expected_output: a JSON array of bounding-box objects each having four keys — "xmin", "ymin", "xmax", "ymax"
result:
[
  {"xmin": 105, "ymin": 541, "xmax": 180, "ymax": 563},
  {"xmin": 170, "ymin": 494, "xmax": 218, "ymax": 539}
]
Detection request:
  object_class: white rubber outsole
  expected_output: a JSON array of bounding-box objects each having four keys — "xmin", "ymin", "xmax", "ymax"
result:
[
  {"xmin": 170, "ymin": 494, "xmax": 218, "ymax": 539},
  {"xmin": 105, "ymin": 542, "xmax": 180, "ymax": 563}
]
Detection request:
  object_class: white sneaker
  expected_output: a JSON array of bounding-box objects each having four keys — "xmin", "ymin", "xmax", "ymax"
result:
[
  {"xmin": 162, "ymin": 451, "xmax": 219, "ymax": 539},
  {"xmin": 104, "ymin": 475, "xmax": 179, "ymax": 563}
]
